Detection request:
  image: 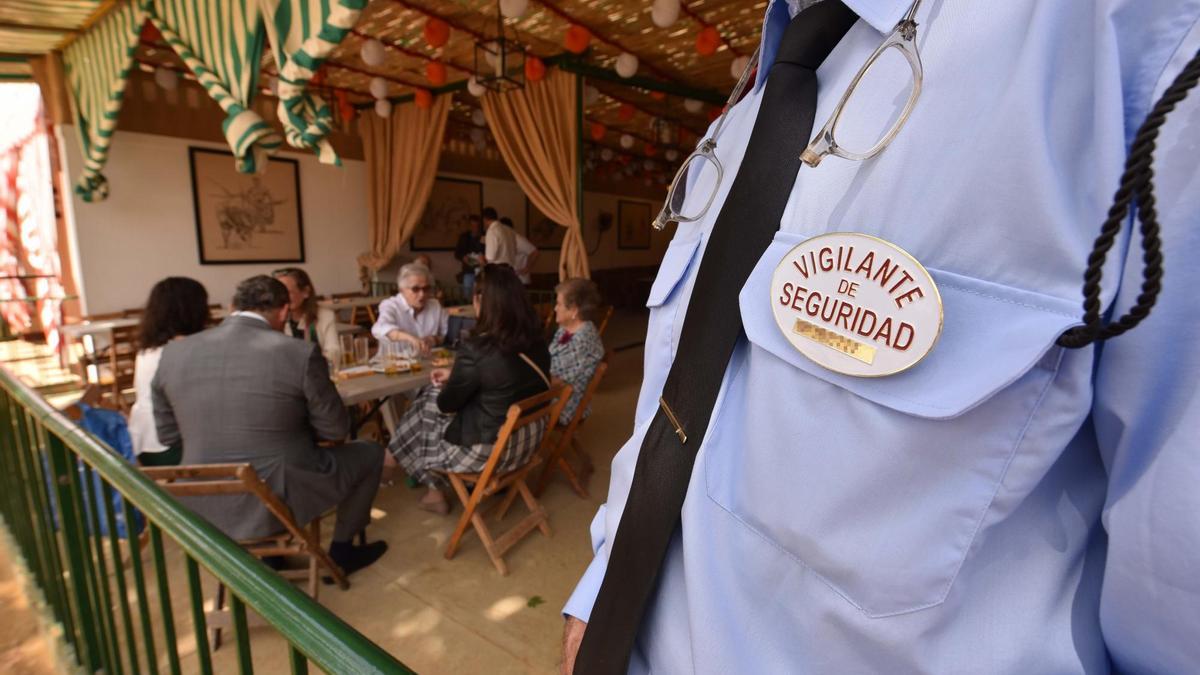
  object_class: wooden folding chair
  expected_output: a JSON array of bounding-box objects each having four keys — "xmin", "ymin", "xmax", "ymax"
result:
[
  {"xmin": 595, "ymin": 305, "xmax": 615, "ymax": 338},
  {"xmin": 142, "ymin": 463, "xmax": 348, "ymax": 649},
  {"xmin": 98, "ymin": 325, "xmax": 138, "ymax": 411},
  {"xmin": 535, "ymin": 353, "xmax": 610, "ymax": 498},
  {"xmin": 438, "ymin": 383, "xmax": 572, "ymax": 575},
  {"xmin": 330, "ymin": 291, "xmax": 370, "ymax": 325}
]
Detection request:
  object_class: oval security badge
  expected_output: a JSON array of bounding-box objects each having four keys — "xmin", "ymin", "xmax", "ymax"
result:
[{"xmin": 770, "ymin": 232, "xmax": 943, "ymax": 377}]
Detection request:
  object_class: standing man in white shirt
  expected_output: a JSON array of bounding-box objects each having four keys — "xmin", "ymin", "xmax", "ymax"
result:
[
  {"xmin": 501, "ymin": 216, "xmax": 540, "ymax": 284},
  {"xmin": 482, "ymin": 206, "xmax": 519, "ymax": 269},
  {"xmin": 371, "ymin": 263, "xmax": 449, "ymax": 353}
]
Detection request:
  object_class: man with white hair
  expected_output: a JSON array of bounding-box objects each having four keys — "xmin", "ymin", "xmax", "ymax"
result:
[{"xmin": 371, "ymin": 263, "xmax": 449, "ymax": 352}]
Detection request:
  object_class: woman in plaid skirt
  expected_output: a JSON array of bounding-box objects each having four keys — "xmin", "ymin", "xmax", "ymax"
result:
[{"xmin": 389, "ymin": 264, "xmax": 551, "ymax": 514}]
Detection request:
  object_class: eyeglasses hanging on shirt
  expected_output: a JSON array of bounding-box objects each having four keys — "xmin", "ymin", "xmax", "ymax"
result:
[{"xmin": 652, "ymin": 0, "xmax": 927, "ymax": 231}]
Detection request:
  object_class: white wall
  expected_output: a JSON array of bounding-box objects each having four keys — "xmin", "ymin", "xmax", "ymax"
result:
[
  {"xmin": 61, "ymin": 128, "xmax": 370, "ymax": 314},
  {"xmin": 388, "ymin": 171, "xmax": 672, "ymax": 287}
]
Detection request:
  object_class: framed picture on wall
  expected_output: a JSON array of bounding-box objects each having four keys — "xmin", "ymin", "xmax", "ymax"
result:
[
  {"xmin": 525, "ymin": 198, "xmax": 565, "ymax": 250},
  {"xmin": 189, "ymin": 147, "xmax": 305, "ymax": 264},
  {"xmin": 412, "ymin": 177, "xmax": 483, "ymax": 251},
  {"xmin": 617, "ymin": 200, "xmax": 652, "ymax": 250}
]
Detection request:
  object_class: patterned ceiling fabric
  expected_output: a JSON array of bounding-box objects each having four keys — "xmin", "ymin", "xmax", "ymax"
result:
[
  {"xmin": 0, "ymin": 0, "xmax": 105, "ymax": 30},
  {"xmin": 148, "ymin": 0, "xmax": 281, "ymax": 173},
  {"xmin": 61, "ymin": 0, "xmax": 148, "ymax": 202},
  {"xmin": 258, "ymin": 0, "xmax": 368, "ymax": 167}
]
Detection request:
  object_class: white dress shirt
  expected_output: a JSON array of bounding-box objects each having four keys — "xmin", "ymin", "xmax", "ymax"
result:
[
  {"xmin": 370, "ymin": 293, "xmax": 449, "ymax": 343},
  {"xmin": 484, "ymin": 220, "xmax": 519, "ymax": 268},
  {"xmin": 514, "ymin": 231, "xmax": 537, "ymax": 284}
]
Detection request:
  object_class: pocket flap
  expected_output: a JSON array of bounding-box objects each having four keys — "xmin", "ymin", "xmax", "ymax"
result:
[
  {"xmin": 739, "ymin": 232, "xmax": 1083, "ymax": 419},
  {"xmin": 646, "ymin": 234, "xmax": 703, "ymax": 307}
]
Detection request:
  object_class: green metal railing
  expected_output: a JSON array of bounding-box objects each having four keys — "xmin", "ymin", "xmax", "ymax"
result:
[{"xmin": 0, "ymin": 366, "xmax": 414, "ymax": 674}]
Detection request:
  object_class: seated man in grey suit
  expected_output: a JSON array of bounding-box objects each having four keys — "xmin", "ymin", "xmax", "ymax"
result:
[{"xmin": 152, "ymin": 275, "xmax": 387, "ymax": 576}]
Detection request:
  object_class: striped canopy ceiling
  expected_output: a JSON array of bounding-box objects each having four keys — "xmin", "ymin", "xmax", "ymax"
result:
[{"xmin": 0, "ymin": 0, "xmax": 110, "ymax": 53}]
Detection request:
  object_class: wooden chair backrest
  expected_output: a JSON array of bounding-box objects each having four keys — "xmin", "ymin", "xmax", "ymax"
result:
[
  {"xmin": 143, "ymin": 463, "xmax": 310, "ymax": 545},
  {"xmin": 330, "ymin": 291, "xmax": 367, "ymax": 300},
  {"xmin": 81, "ymin": 311, "xmax": 126, "ymax": 322},
  {"xmin": 107, "ymin": 325, "xmax": 140, "ymax": 405},
  {"xmin": 471, "ymin": 383, "xmax": 572, "ymax": 487},
  {"xmin": 595, "ymin": 305, "xmax": 614, "ymax": 337}
]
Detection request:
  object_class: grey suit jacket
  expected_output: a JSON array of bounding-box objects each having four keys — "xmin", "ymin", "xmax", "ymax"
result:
[{"xmin": 152, "ymin": 314, "xmax": 350, "ymax": 538}]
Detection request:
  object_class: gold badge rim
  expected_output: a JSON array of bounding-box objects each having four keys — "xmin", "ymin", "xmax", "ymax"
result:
[{"xmin": 769, "ymin": 231, "xmax": 945, "ymax": 378}]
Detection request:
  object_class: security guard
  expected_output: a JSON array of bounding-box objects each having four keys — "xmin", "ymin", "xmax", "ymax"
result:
[{"xmin": 562, "ymin": 0, "xmax": 1200, "ymax": 673}]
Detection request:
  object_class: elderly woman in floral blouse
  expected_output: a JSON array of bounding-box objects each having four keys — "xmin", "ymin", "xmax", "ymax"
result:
[{"xmin": 549, "ymin": 278, "xmax": 605, "ymax": 427}]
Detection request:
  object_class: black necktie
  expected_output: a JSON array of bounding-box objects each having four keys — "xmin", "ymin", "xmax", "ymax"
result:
[{"xmin": 574, "ymin": 4, "xmax": 859, "ymax": 673}]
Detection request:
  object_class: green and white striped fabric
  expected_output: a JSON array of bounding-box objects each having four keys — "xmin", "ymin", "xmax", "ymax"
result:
[
  {"xmin": 61, "ymin": 0, "xmax": 148, "ymax": 202},
  {"xmin": 259, "ymin": 0, "xmax": 367, "ymax": 167},
  {"xmin": 149, "ymin": 0, "xmax": 281, "ymax": 173}
]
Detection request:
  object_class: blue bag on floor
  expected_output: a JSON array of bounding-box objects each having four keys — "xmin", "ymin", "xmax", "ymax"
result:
[{"xmin": 73, "ymin": 402, "xmax": 145, "ymax": 539}]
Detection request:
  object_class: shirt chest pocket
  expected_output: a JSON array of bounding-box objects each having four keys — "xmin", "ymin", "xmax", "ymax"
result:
[
  {"xmin": 703, "ymin": 231, "xmax": 1085, "ymax": 617},
  {"xmin": 635, "ymin": 233, "xmax": 704, "ymax": 426}
]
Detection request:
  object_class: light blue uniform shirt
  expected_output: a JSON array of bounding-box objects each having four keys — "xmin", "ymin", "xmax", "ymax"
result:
[{"xmin": 565, "ymin": 1, "xmax": 1200, "ymax": 672}]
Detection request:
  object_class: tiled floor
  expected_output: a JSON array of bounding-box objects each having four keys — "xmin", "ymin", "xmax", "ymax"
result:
[{"xmin": 0, "ymin": 310, "xmax": 650, "ymax": 675}]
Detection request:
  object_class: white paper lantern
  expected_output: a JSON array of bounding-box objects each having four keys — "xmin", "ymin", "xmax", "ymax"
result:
[
  {"xmin": 369, "ymin": 76, "xmax": 389, "ymax": 100},
  {"xmin": 619, "ymin": 133, "xmax": 634, "ymax": 149},
  {"xmin": 651, "ymin": 0, "xmax": 681, "ymax": 28},
  {"xmin": 730, "ymin": 54, "xmax": 751, "ymax": 80},
  {"xmin": 583, "ymin": 85, "xmax": 601, "ymax": 106},
  {"xmin": 361, "ymin": 38, "xmax": 386, "ymax": 67},
  {"xmin": 615, "ymin": 52, "xmax": 639, "ymax": 79},
  {"xmin": 684, "ymin": 98, "xmax": 703, "ymax": 114},
  {"xmin": 470, "ymin": 127, "xmax": 486, "ymax": 144},
  {"xmin": 471, "ymin": 108, "xmax": 487, "ymax": 126},
  {"xmin": 374, "ymin": 99, "xmax": 392, "ymax": 118},
  {"xmin": 665, "ymin": 148, "xmax": 680, "ymax": 162},
  {"xmin": 499, "ymin": 0, "xmax": 528, "ymax": 19},
  {"xmin": 154, "ymin": 67, "xmax": 179, "ymax": 91},
  {"xmin": 600, "ymin": 148, "xmax": 614, "ymax": 161},
  {"xmin": 467, "ymin": 76, "xmax": 486, "ymax": 97}
]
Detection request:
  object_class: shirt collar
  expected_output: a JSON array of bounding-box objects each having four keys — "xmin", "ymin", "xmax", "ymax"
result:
[
  {"xmin": 756, "ymin": 0, "xmax": 910, "ymax": 89},
  {"xmin": 230, "ymin": 310, "xmax": 270, "ymax": 324}
]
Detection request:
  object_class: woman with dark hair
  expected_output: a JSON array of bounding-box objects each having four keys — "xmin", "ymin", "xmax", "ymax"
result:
[
  {"xmin": 129, "ymin": 276, "xmax": 209, "ymax": 465},
  {"xmin": 389, "ymin": 264, "xmax": 550, "ymax": 514},
  {"xmin": 273, "ymin": 267, "xmax": 340, "ymax": 365}
]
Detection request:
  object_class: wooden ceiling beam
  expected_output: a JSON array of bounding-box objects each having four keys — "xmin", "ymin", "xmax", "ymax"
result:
[
  {"xmin": 592, "ymin": 85, "xmax": 707, "ymax": 136},
  {"xmin": 348, "ymin": 28, "xmax": 472, "ymax": 74},
  {"xmin": 532, "ymin": 0, "xmax": 678, "ymax": 83},
  {"xmin": 384, "ymin": 0, "xmax": 490, "ymax": 44},
  {"xmin": 679, "ymin": 1, "xmax": 745, "ymax": 58},
  {"xmin": 324, "ymin": 59, "xmax": 426, "ymax": 90}
]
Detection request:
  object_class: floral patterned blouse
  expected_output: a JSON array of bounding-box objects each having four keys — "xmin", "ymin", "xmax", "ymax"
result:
[{"xmin": 549, "ymin": 321, "xmax": 605, "ymax": 426}]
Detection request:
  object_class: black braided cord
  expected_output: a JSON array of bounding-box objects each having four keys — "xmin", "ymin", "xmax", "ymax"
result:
[{"xmin": 1058, "ymin": 46, "xmax": 1200, "ymax": 348}]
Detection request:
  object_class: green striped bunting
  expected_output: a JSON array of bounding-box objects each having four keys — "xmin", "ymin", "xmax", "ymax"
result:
[
  {"xmin": 62, "ymin": 0, "xmax": 148, "ymax": 202},
  {"xmin": 259, "ymin": 0, "xmax": 367, "ymax": 167}
]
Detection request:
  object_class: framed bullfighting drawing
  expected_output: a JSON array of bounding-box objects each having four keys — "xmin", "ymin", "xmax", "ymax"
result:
[{"xmin": 189, "ymin": 147, "xmax": 305, "ymax": 264}]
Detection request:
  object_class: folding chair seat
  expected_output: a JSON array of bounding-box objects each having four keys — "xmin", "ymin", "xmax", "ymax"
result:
[
  {"xmin": 535, "ymin": 353, "xmax": 610, "ymax": 498},
  {"xmin": 438, "ymin": 383, "xmax": 572, "ymax": 575},
  {"xmin": 143, "ymin": 463, "xmax": 348, "ymax": 650}
]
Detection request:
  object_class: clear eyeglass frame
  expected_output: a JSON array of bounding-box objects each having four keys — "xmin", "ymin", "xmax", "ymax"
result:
[
  {"xmin": 652, "ymin": 45, "xmax": 761, "ymax": 231},
  {"xmin": 652, "ymin": 0, "xmax": 928, "ymax": 230}
]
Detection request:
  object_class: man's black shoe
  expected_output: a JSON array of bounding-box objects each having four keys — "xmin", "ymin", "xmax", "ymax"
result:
[{"xmin": 325, "ymin": 540, "xmax": 389, "ymax": 584}]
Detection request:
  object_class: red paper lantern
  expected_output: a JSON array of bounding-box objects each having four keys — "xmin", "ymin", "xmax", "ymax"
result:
[
  {"xmin": 590, "ymin": 122, "xmax": 607, "ymax": 141},
  {"xmin": 334, "ymin": 90, "xmax": 355, "ymax": 123},
  {"xmin": 650, "ymin": 91, "xmax": 666, "ymax": 101},
  {"xmin": 564, "ymin": 25, "xmax": 591, "ymax": 54},
  {"xmin": 644, "ymin": 143, "xmax": 657, "ymax": 157},
  {"xmin": 415, "ymin": 88, "xmax": 433, "ymax": 109},
  {"xmin": 618, "ymin": 103, "xmax": 635, "ymax": 122},
  {"xmin": 696, "ymin": 26, "xmax": 721, "ymax": 56},
  {"xmin": 525, "ymin": 56, "xmax": 546, "ymax": 82},
  {"xmin": 423, "ymin": 18, "xmax": 450, "ymax": 48},
  {"xmin": 425, "ymin": 61, "xmax": 447, "ymax": 86}
]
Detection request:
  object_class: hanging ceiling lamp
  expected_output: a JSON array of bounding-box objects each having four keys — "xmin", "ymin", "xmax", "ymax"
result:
[{"xmin": 474, "ymin": 3, "xmax": 526, "ymax": 92}]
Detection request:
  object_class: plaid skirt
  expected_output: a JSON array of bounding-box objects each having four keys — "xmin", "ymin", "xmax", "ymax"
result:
[{"xmin": 388, "ymin": 386, "xmax": 546, "ymax": 488}]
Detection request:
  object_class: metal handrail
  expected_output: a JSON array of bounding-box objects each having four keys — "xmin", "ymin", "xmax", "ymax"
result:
[{"xmin": 0, "ymin": 365, "xmax": 414, "ymax": 674}]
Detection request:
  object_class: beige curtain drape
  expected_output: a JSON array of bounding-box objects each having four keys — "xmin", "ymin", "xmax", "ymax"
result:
[
  {"xmin": 357, "ymin": 95, "xmax": 451, "ymax": 270},
  {"xmin": 482, "ymin": 70, "xmax": 589, "ymax": 280}
]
